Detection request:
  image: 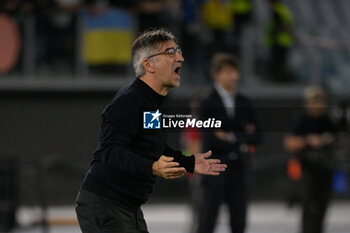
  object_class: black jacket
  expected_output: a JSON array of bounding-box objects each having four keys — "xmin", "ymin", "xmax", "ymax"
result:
[
  {"xmin": 199, "ymin": 87, "xmax": 261, "ymax": 160},
  {"xmin": 292, "ymin": 113, "xmax": 336, "ymax": 172},
  {"xmin": 82, "ymin": 78, "xmax": 194, "ymax": 210}
]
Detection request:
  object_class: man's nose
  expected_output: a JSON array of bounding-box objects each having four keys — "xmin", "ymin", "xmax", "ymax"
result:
[{"xmin": 176, "ymin": 52, "xmax": 184, "ymax": 62}]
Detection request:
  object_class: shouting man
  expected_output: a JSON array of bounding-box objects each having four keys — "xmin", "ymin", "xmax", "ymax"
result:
[{"xmin": 75, "ymin": 29, "xmax": 227, "ymax": 233}]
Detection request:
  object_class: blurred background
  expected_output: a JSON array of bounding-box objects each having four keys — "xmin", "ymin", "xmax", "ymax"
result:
[{"xmin": 0, "ymin": 0, "xmax": 349, "ymax": 232}]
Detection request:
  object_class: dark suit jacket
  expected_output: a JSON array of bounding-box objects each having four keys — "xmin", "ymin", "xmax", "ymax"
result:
[{"xmin": 198, "ymin": 86, "xmax": 261, "ymax": 162}]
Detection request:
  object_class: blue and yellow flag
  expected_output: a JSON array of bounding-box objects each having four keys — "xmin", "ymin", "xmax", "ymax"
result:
[{"xmin": 81, "ymin": 9, "xmax": 135, "ymax": 65}]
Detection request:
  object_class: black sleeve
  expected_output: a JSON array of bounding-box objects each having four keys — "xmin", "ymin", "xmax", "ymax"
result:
[
  {"xmin": 163, "ymin": 145, "xmax": 195, "ymax": 173},
  {"xmin": 235, "ymin": 98, "xmax": 262, "ymax": 145},
  {"xmin": 98, "ymin": 95, "xmax": 154, "ymax": 176}
]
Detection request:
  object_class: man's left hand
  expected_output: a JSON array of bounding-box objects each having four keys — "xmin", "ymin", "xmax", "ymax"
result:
[{"xmin": 194, "ymin": 150, "xmax": 227, "ymax": 176}]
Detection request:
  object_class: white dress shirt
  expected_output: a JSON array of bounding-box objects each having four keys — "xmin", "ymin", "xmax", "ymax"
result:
[{"xmin": 214, "ymin": 82, "xmax": 235, "ymax": 118}]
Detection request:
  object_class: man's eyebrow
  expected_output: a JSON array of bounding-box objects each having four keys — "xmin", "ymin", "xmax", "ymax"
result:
[{"xmin": 164, "ymin": 46, "xmax": 180, "ymax": 50}]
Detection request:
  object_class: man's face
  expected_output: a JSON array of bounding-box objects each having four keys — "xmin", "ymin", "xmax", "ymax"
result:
[
  {"xmin": 214, "ymin": 65, "xmax": 239, "ymax": 92},
  {"xmin": 151, "ymin": 40, "xmax": 184, "ymax": 88}
]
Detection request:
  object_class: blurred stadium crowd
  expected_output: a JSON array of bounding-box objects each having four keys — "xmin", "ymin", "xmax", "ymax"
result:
[
  {"xmin": 0, "ymin": 0, "xmax": 349, "ymax": 94},
  {"xmin": 0, "ymin": 0, "xmax": 349, "ymax": 90},
  {"xmin": 1, "ymin": 0, "xmax": 294, "ymax": 83}
]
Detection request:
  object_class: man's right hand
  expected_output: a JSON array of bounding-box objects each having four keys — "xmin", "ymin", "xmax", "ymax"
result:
[{"xmin": 152, "ymin": 155, "xmax": 186, "ymax": 179}]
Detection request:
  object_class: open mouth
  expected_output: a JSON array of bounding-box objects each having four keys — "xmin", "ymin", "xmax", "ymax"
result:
[{"xmin": 174, "ymin": 67, "xmax": 181, "ymax": 75}]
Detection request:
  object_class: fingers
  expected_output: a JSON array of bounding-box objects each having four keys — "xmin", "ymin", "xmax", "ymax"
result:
[
  {"xmin": 206, "ymin": 159, "xmax": 221, "ymax": 164},
  {"xmin": 205, "ymin": 159, "xmax": 228, "ymax": 171},
  {"xmin": 163, "ymin": 167, "xmax": 186, "ymax": 179},
  {"xmin": 160, "ymin": 155, "xmax": 174, "ymax": 162},
  {"xmin": 200, "ymin": 162, "xmax": 227, "ymax": 176},
  {"xmin": 205, "ymin": 167, "xmax": 225, "ymax": 176},
  {"xmin": 208, "ymin": 171, "xmax": 220, "ymax": 176},
  {"xmin": 159, "ymin": 156, "xmax": 179, "ymax": 168},
  {"xmin": 166, "ymin": 167, "xmax": 186, "ymax": 173},
  {"xmin": 167, "ymin": 173, "xmax": 185, "ymax": 179},
  {"xmin": 163, "ymin": 161, "xmax": 180, "ymax": 168},
  {"xmin": 208, "ymin": 161, "xmax": 227, "ymax": 169},
  {"xmin": 210, "ymin": 164, "xmax": 227, "ymax": 172},
  {"xmin": 202, "ymin": 150, "xmax": 212, "ymax": 158},
  {"xmin": 154, "ymin": 156, "xmax": 187, "ymax": 179}
]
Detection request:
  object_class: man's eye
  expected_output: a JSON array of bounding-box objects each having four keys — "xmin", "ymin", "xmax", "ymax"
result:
[{"xmin": 168, "ymin": 49, "xmax": 176, "ymax": 54}]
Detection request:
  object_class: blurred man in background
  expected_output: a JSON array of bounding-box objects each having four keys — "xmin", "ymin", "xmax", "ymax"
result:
[
  {"xmin": 198, "ymin": 53, "xmax": 261, "ymax": 233},
  {"xmin": 75, "ymin": 28, "xmax": 227, "ymax": 233},
  {"xmin": 284, "ymin": 87, "xmax": 337, "ymax": 233}
]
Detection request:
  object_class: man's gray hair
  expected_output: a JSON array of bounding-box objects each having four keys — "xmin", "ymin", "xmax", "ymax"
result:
[{"xmin": 131, "ymin": 29, "xmax": 175, "ymax": 77}]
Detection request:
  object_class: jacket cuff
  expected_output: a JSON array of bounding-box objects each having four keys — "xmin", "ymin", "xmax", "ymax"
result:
[{"xmin": 183, "ymin": 155, "xmax": 195, "ymax": 173}]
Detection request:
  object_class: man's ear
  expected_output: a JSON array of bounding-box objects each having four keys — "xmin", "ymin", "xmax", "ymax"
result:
[{"xmin": 142, "ymin": 58, "xmax": 155, "ymax": 73}]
